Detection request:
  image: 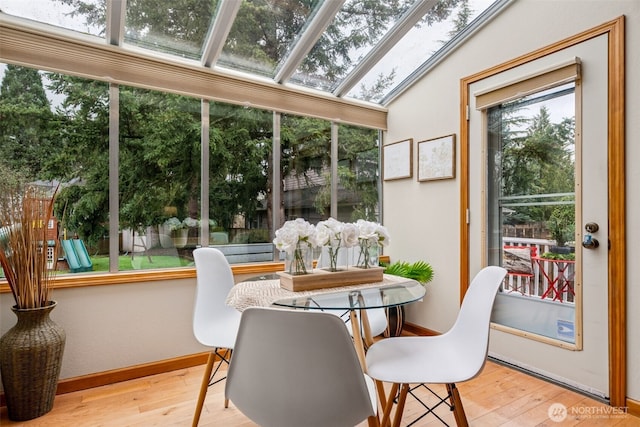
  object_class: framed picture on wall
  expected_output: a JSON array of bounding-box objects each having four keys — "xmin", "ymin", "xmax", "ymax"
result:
[
  {"xmin": 383, "ymin": 138, "xmax": 413, "ymax": 181},
  {"xmin": 417, "ymin": 134, "xmax": 456, "ymax": 181}
]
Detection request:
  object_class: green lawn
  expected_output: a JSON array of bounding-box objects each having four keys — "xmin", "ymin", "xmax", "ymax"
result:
[
  {"xmin": 1, "ymin": 254, "xmax": 193, "ymax": 280},
  {"xmin": 87, "ymin": 254, "xmax": 194, "ymax": 272}
]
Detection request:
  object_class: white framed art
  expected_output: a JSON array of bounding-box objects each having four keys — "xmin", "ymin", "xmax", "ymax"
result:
[
  {"xmin": 383, "ymin": 138, "xmax": 413, "ymax": 181},
  {"xmin": 417, "ymin": 134, "xmax": 456, "ymax": 181}
]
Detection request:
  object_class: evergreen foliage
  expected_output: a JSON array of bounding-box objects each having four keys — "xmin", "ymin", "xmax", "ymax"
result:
[{"xmin": 1, "ymin": 1, "xmax": 468, "ymax": 247}]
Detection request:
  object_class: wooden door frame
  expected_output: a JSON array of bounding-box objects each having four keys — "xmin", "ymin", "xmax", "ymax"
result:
[{"xmin": 459, "ymin": 17, "xmax": 626, "ymax": 406}]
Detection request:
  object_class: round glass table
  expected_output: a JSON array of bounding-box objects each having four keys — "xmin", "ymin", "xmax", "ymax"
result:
[
  {"xmin": 272, "ymin": 279, "xmax": 425, "ymax": 373},
  {"xmin": 226, "ymin": 275, "xmax": 425, "ymax": 366},
  {"xmin": 271, "ymin": 280, "xmax": 426, "ymax": 311}
]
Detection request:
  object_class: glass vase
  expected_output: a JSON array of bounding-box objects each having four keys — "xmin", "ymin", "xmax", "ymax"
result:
[
  {"xmin": 285, "ymin": 241, "xmax": 314, "ymax": 275},
  {"xmin": 320, "ymin": 243, "xmax": 347, "ymax": 272},
  {"xmin": 355, "ymin": 241, "xmax": 379, "ymax": 269}
]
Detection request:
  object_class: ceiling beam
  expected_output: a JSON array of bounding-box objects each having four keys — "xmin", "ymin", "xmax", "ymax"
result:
[
  {"xmin": 201, "ymin": 0, "xmax": 242, "ymax": 68},
  {"xmin": 274, "ymin": 0, "xmax": 345, "ymax": 84},
  {"xmin": 0, "ymin": 17, "xmax": 387, "ymax": 129},
  {"xmin": 333, "ymin": 0, "xmax": 439, "ymax": 97}
]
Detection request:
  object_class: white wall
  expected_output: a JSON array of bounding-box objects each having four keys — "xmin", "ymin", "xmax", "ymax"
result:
[
  {"xmin": 383, "ymin": 0, "xmax": 639, "ymax": 401},
  {"xmin": 0, "ymin": 279, "xmax": 206, "ymax": 382}
]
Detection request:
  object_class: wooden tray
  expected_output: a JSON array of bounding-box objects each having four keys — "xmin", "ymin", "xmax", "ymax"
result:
[{"xmin": 277, "ymin": 267, "xmax": 384, "ymax": 292}]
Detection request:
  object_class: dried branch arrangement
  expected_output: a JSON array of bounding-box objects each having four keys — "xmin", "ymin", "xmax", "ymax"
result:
[{"xmin": 0, "ymin": 173, "xmax": 58, "ymax": 309}]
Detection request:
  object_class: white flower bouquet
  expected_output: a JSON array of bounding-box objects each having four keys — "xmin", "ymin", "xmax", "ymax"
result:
[
  {"xmin": 273, "ymin": 218, "xmax": 317, "ymax": 275},
  {"xmin": 314, "ymin": 218, "xmax": 358, "ymax": 271},
  {"xmin": 355, "ymin": 219, "xmax": 390, "ymax": 268},
  {"xmin": 273, "ymin": 217, "xmax": 390, "ymax": 273}
]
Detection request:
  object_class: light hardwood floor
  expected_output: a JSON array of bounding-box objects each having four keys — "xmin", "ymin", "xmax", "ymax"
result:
[{"xmin": 1, "ymin": 360, "xmax": 637, "ymax": 426}]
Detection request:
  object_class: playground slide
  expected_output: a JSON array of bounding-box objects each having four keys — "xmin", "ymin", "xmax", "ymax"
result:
[
  {"xmin": 61, "ymin": 239, "xmax": 93, "ymax": 273},
  {"xmin": 73, "ymin": 239, "xmax": 93, "ymax": 271}
]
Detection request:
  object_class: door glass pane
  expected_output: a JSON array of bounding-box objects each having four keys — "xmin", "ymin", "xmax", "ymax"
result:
[{"xmin": 488, "ymin": 82, "xmax": 577, "ymax": 344}]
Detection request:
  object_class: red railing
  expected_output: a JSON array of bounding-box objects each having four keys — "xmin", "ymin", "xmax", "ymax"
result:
[{"xmin": 501, "ymin": 237, "xmax": 575, "ymax": 303}]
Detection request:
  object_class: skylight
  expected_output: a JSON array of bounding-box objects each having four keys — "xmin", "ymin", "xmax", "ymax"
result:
[{"xmin": 0, "ymin": 0, "xmax": 508, "ymax": 106}]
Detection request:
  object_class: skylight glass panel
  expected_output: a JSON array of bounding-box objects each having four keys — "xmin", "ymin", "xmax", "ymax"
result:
[
  {"xmin": 1, "ymin": 0, "xmax": 507, "ymax": 107},
  {"xmin": 124, "ymin": 0, "xmax": 218, "ymax": 60},
  {"xmin": 0, "ymin": 0, "xmax": 105, "ymax": 36},
  {"xmin": 288, "ymin": 0, "xmax": 415, "ymax": 93},
  {"xmin": 217, "ymin": 0, "xmax": 322, "ymax": 77},
  {"xmin": 347, "ymin": 0, "xmax": 497, "ymax": 102}
]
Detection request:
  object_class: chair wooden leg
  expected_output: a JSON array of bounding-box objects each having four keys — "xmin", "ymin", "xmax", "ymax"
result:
[
  {"xmin": 349, "ymin": 310, "xmax": 367, "ymax": 371},
  {"xmin": 446, "ymin": 383, "xmax": 469, "ymax": 427},
  {"xmin": 367, "ymin": 414, "xmax": 381, "ymax": 427},
  {"xmin": 379, "ymin": 382, "xmax": 398, "ymax": 427},
  {"xmin": 192, "ymin": 352, "xmax": 215, "ymax": 427},
  {"xmin": 391, "ymin": 383, "xmax": 409, "ymax": 427}
]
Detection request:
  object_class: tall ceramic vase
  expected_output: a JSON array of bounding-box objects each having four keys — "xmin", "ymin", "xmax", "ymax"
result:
[{"xmin": 0, "ymin": 301, "xmax": 66, "ymax": 421}]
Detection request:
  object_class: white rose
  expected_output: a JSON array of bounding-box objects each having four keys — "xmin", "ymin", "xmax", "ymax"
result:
[
  {"xmin": 376, "ymin": 224, "xmax": 390, "ymax": 246},
  {"xmin": 273, "ymin": 225, "xmax": 299, "ymax": 254},
  {"xmin": 313, "ymin": 224, "xmax": 330, "ymax": 247},
  {"xmin": 356, "ymin": 219, "xmax": 378, "ymax": 241},
  {"xmin": 341, "ymin": 223, "xmax": 359, "ymax": 248},
  {"xmin": 293, "ymin": 218, "xmax": 316, "ymax": 242}
]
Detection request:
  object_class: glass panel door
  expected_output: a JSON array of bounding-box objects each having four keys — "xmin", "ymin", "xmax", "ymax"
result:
[{"xmin": 488, "ymin": 83, "xmax": 578, "ymax": 344}]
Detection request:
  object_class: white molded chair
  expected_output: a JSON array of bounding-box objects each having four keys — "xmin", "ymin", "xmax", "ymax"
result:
[
  {"xmin": 365, "ymin": 266, "xmax": 507, "ymax": 427},
  {"xmin": 345, "ymin": 287, "xmax": 389, "ymax": 339},
  {"xmin": 225, "ymin": 307, "xmax": 379, "ymax": 427},
  {"xmin": 192, "ymin": 247, "xmax": 242, "ymax": 427}
]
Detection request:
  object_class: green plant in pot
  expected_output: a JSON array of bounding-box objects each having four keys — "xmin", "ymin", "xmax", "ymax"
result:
[
  {"xmin": 383, "ymin": 260, "xmax": 434, "ymax": 337},
  {"xmin": 547, "ymin": 205, "xmax": 575, "ymax": 253},
  {"xmin": 0, "ymin": 167, "xmax": 66, "ymax": 421}
]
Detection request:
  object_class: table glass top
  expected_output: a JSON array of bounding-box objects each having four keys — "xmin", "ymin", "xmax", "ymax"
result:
[{"xmin": 272, "ymin": 280, "xmax": 425, "ymax": 310}]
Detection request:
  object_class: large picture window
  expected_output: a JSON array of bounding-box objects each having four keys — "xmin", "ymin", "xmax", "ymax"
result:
[
  {"xmin": 337, "ymin": 124, "xmax": 380, "ymax": 222},
  {"xmin": 119, "ymin": 86, "xmax": 202, "ymax": 270},
  {"xmin": 280, "ymin": 114, "xmax": 332, "ymax": 223},
  {"xmin": 206, "ymin": 102, "xmax": 273, "ymax": 263},
  {"xmin": 0, "ymin": 62, "xmax": 381, "ymax": 277}
]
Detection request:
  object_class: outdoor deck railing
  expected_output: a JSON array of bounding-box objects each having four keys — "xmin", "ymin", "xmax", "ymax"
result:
[{"xmin": 502, "ymin": 237, "xmax": 575, "ymax": 303}]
